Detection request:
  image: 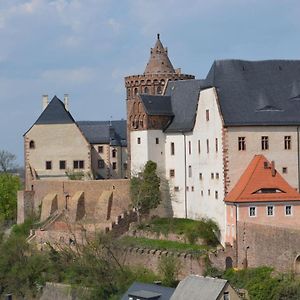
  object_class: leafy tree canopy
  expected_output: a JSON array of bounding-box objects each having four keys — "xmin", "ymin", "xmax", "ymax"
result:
[
  {"xmin": 130, "ymin": 161, "xmax": 161, "ymax": 216},
  {"xmin": 0, "ymin": 173, "xmax": 21, "ymax": 221}
]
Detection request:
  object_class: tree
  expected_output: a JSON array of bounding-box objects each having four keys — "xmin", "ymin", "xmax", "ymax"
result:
[
  {"xmin": 0, "ymin": 174, "xmax": 21, "ymax": 221},
  {"xmin": 130, "ymin": 161, "xmax": 161, "ymax": 222},
  {"xmin": 0, "ymin": 150, "xmax": 16, "ymax": 173}
]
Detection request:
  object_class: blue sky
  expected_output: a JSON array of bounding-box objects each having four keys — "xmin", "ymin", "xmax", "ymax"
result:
[{"xmin": 1, "ymin": 0, "xmax": 300, "ymax": 164}]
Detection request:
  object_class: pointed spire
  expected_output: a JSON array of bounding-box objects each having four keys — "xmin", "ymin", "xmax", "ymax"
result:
[{"xmin": 144, "ymin": 34, "xmax": 175, "ymax": 75}]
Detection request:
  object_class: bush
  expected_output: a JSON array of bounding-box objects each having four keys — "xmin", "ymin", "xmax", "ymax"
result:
[{"xmin": 158, "ymin": 255, "xmax": 181, "ymax": 287}]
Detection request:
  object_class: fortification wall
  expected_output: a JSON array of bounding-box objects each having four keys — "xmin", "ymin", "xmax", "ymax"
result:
[
  {"xmin": 236, "ymin": 222, "xmax": 300, "ymax": 272},
  {"xmin": 116, "ymin": 247, "xmax": 205, "ymax": 279}
]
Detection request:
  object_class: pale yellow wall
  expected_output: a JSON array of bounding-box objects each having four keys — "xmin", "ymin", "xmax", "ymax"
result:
[
  {"xmin": 91, "ymin": 144, "xmax": 128, "ymax": 179},
  {"xmin": 227, "ymin": 126, "xmax": 298, "ymax": 192},
  {"xmin": 25, "ymin": 123, "xmax": 91, "ymax": 182}
]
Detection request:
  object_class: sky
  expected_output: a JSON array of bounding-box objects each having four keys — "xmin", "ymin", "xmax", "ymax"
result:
[{"xmin": 1, "ymin": 0, "xmax": 300, "ymax": 164}]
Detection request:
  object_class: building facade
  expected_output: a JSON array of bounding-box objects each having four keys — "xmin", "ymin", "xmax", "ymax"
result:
[
  {"xmin": 128, "ymin": 58, "xmax": 300, "ymax": 244},
  {"xmin": 24, "ymin": 95, "xmax": 127, "ymax": 190}
]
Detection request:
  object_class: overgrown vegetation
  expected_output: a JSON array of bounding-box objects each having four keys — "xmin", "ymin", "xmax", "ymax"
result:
[
  {"xmin": 136, "ymin": 217, "xmax": 220, "ymax": 247},
  {"xmin": 130, "ymin": 161, "xmax": 161, "ymax": 222},
  {"xmin": 0, "ymin": 223, "xmax": 162, "ymax": 299},
  {"xmin": 65, "ymin": 169, "xmax": 85, "ymax": 180},
  {"xmin": 158, "ymin": 255, "xmax": 181, "ymax": 287},
  {"xmin": 120, "ymin": 236, "xmax": 209, "ymax": 253},
  {"xmin": 0, "ymin": 173, "xmax": 21, "ymax": 222}
]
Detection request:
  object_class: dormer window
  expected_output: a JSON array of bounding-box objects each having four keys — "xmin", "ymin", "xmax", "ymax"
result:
[
  {"xmin": 29, "ymin": 140, "xmax": 35, "ymax": 149},
  {"xmin": 253, "ymin": 188, "xmax": 285, "ymax": 194}
]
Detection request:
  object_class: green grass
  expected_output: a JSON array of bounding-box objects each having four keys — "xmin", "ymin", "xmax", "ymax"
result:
[
  {"xmin": 137, "ymin": 217, "xmax": 220, "ymax": 247},
  {"xmin": 120, "ymin": 236, "xmax": 209, "ymax": 254}
]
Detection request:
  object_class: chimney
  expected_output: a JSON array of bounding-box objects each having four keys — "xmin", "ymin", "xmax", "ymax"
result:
[
  {"xmin": 64, "ymin": 94, "xmax": 69, "ymax": 111},
  {"xmin": 42, "ymin": 95, "xmax": 48, "ymax": 111},
  {"xmin": 271, "ymin": 161, "xmax": 276, "ymax": 177}
]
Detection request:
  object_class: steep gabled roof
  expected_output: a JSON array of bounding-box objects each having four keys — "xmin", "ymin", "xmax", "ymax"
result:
[
  {"xmin": 34, "ymin": 96, "xmax": 75, "ymax": 125},
  {"xmin": 225, "ymin": 155, "xmax": 300, "ymax": 203},
  {"xmin": 140, "ymin": 94, "xmax": 173, "ymax": 116},
  {"xmin": 144, "ymin": 34, "xmax": 176, "ymax": 75},
  {"xmin": 205, "ymin": 59, "xmax": 300, "ymax": 126},
  {"xmin": 164, "ymin": 79, "xmax": 203, "ymax": 132},
  {"xmin": 171, "ymin": 275, "xmax": 228, "ymax": 300},
  {"xmin": 77, "ymin": 120, "xmax": 127, "ymax": 146}
]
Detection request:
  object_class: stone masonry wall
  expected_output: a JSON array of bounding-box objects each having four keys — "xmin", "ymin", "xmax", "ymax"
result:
[
  {"xmin": 31, "ymin": 179, "xmax": 130, "ymax": 220},
  {"xmin": 116, "ymin": 247, "xmax": 205, "ymax": 280},
  {"xmin": 17, "ymin": 190, "xmax": 35, "ymax": 224},
  {"xmin": 237, "ymin": 221, "xmax": 300, "ymax": 272}
]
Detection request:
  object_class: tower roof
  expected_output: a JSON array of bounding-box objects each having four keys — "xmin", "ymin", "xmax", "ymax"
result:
[
  {"xmin": 144, "ymin": 34, "xmax": 176, "ymax": 75},
  {"xmin": 225, "ymin": 155, "xmax": 300, "ymax": 203}
]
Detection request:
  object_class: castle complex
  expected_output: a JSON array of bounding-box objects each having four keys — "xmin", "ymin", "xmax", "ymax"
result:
[{"xmin": 21, "ymin": 35, "xmax": 300, "ymax": 268}]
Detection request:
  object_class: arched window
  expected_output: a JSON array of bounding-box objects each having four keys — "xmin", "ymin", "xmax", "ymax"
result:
[
  {"xmin": 127, "ymin": 88, "xmax": 131, "ymax": 98},
  {"xmin": 157, "ymin": 85, "xmax": 162, "ymax": 94},
  {"xmin": 29, "ymin": 140, "xmax": 35, "ymax": 149},
  {"xmin": 134, "ymin": 88, "xmax": 138, "ymax": 97},
  {"xmin": 138, "ymin": 102, "xmax": 143, "ymax": 113},
  {"xmin": 112, "ymin": 149, "xmax": 117, "ymax": 158},
  {"xmin": 139, "ymin": 118, "xmax": 143, "ymax": 128},
  {"xmin": 144, "ymin": 86, "xmax": 149, "ymax": 94}
]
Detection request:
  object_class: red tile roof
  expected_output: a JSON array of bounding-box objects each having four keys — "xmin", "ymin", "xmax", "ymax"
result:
[{"xmin": 225, "ymin": 155, "xmax": 300, "ymax": 203}]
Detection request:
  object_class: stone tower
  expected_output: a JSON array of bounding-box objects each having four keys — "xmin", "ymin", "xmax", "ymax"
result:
[{"xmin": 124, "ymin": 34, "xmax": 195, "ymax": 170}]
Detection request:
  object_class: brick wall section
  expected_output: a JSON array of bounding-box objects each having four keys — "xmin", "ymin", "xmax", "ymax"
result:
[
  {"xmin": 17, "ymin": 190, "xmax": 35, "ymax": 224},
  {"xmin": 236, "ymin": 221, "xmax": 300, "ymax": 272},
  {"xmin": 115, "ymin": 247, "xmax": 205, "ymax": 280},
  {"xmin": 209, "ymin": 244, "xmax": 237, "ymax": 271}
]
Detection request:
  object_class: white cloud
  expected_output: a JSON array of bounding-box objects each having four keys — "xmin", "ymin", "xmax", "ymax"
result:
[{"xmin": 41, "ymin": 67, "xmax": 96, "ymax": 84}]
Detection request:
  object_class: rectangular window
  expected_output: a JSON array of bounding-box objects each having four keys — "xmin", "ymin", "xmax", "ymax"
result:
[
  {"xmin": 98, "ymin": 159, "xmax": 104, "ymax": 169},
  {"xmin": 215, "ymin": 138, "xmax": 218, "ymax": 152},
  {"xmin": 174, "ymin": 186, "xmax": 179, "ymax": 192},
  {"xmin": 223, "ymin": 291, "xmax": 230, "ymax": 300},
  {"xmin": 249, "ymin": 206, "xmax": 256, "ymax": 217},
  {"xmin": 282, "ymin": 167, "xmax": 288, "ymax": 174},
  {"xmin": 206, "ymin": 139, "xmax": 209, "ymax": 153},
  {"xmin": 46, "ymin": 161, "xmax": 52, "ymax": 170},
  {"xmin": 123, "ymin": 163, "xmax": 127, "ymax": 170},
  {"xmin": 74, "ymin": 160, "xmax": 84, "ymax": 169},
  {"xmin": 206, "ymin": 109, "xmax": 210, "ymax": 121},
  {"xmin": 238, "ymin": 137, "xmax": 246, "ymax": 151},
  {"xmin": 169, "ymin": 169, "xmax": 175, "ymax": 177},
  {"xmin": 191, "ymin": 186, "xmax": 194, "ymax": 192},
  {"xmin": 199, "ymin": 173, "xmax": 203, "ymax": 180},
  {"xmin": 208, "ymin": 189, "xmax": 211, "ymax": 196},
  {"xmin": 112, "ymin": 162, "xmax": 117, "ymax": 170},
  {"xmin": 59, "ymin": 160, "xmax": 66, "ymax": 170},
  {"xmin": 285, "ymin": 205, "xmax": 292, "ymax": 216},
  {"xmin": 216, "ymin": 173, "xmax": 219, "ymax": 179},
  {"xmin": 267, "ymin": 206, "xmax": 274, "ymax": 216},
  {"xmin": 156, "ymin": 138, "xmax": 159, "ymax": 144},
  {"xmin": 171, "ymin": 142, "xmax": 175, "ymax": 155},
  {"xmin": 215, "ymin": 191, "xmax": 218, "ymax": 199},
  {"xmin": 188, "ymin": 165, "xmax": 192, "ymax": 177},
  {"xmin": 112, "ymin": 149, "xmax": 117, "ymax": 158},
  {"xmin": 284, "ymin": 136, "xmax": 291, "ymax": 150},
  {"xmin": 261, "ymin": 136, "xmax": 269, "ymax": 150},
  {"xmin": 201, "ymin": 190, "xmax": 204, "ymax": 196},
  {"xmin": 198, "ymin": 140, "xmax": 201, "ymax": 154},
  {"xmin": 98, "ymin": 146, "xmax": 103, "ymax": 153},
  {"xmin": 211, "ymin": 173, "xmax": 214, "ymax": 179},
  {"xmin": 137, "ymin": 137, "xmax": 141, "ymax": 144},
  {"xmin": 188, "ymin": 141, "xmax": 191, "ymax": 155}
]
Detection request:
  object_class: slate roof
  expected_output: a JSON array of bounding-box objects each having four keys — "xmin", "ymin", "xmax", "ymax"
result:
[
  {"xmin": 170, "ymin": 275, "xmax": 228, "ymax": 300},
  {"xmin": 140, "ymin": 94, "xmax": 173, "ymax": 116},
  {"xmin": 164, "ymin": 79, "xmax": 203, "ymax": 132},
  {"xmin": 205, "ymin": 59, "xmax": 300, "ymax": 126},
  {"xmin": 77, "ymin": 120, "xmax": 127, "ymax": 146},
  {"xmin": 225, "ymin": 155, "xmax": 300, "ymax": 203},
  {"xmin": 35, "ymin": 96, "xmax": 75, "ymax": 125},
  {"xmin": 121, "ymin": 282, "xmax": 175, "ymax": 300}
]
